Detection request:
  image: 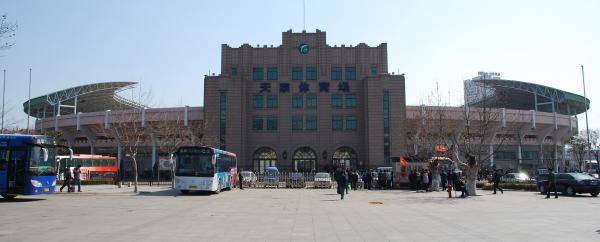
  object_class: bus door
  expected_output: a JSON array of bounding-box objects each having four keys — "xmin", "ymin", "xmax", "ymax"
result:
[{"xmin": 7, "ymin": 149, "xmax": 27, "ymax": 194}]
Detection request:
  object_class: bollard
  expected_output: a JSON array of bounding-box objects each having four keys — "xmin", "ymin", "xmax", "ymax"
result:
[
  {"xmin": 127, "ymin": 181, "xmax": 131, "ymax": 187},
  {"xmin": 447, "ymin": 184, "xmax": 453, "ymax": 198}
]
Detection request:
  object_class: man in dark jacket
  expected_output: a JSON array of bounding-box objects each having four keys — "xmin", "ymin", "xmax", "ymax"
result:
[
  {"xmin": 492, "ymin": 169, "xmax": 503, "ymax": 194},
  {"xmin": 336, "ymin": 170, "xmax": 348, "ymax": 200},
  {"xmin": 238, "ymin": 169, "xmax": 244, "ymax": 190},
  {"xmin": 365, "ymin": 171, "xmax": 372, "ymax": 190},
  {"xmin": 546, "ymin": 168, "xmax": 558, "ymax": 199},
  {"xmin": 73, "ymin": 165, "xmax": 82, "ymax": 192},
  {"xmin": 60, "ymin": 165, "xmax": 72, "ymax": 192}
]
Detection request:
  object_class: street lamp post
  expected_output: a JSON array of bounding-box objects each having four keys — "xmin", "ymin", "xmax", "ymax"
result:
[
  {"xmin": 27, "ymin": 68, "xmax": 32, "ymax": 134},
  {"xmin": 581, "ymin": 65, "xmax": 591, "ymax": 172}
]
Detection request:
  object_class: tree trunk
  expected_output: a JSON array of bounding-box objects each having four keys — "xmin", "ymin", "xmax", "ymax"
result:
[
  {"xmin": 465, "ymin": 165, "xmax": 478, "ymax": 196},
  {"xmin": 132, "ymin": 155, "xmax": 139, "ymax": 193}
]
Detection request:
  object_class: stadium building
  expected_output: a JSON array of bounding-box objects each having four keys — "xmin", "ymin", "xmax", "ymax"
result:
[{"xmin": 26, "ymin": 31, "xmax": 589, "ymax": 175}]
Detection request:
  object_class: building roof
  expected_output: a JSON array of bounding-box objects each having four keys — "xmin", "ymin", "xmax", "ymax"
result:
[
  {"xmin": 23, "ymin": 82, "xmax": 144, "ymax": 118},
  {"xmin": 464, "ymin": 73, "xmax": 590, "ymax": 115}
]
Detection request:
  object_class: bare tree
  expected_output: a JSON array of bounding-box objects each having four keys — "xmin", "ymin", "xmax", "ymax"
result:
[
  {"xmin": 0, "ymin": 14, "xmax": 18, "ymax": 50},
  {"xmin": 108, "ymin": 109, "xmax": 147, "ymax": 192},
  {"xmin": 589, "ymin": 130, "xmax": 600, "ymax": 177},
  {"xmin": 150, "ymin": 112, "xmax": 189, "ymax": 188}
]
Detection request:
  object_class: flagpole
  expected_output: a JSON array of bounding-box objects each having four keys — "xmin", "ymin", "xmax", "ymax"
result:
[{"xmin": 27, "ymin": 68, "xmax": 32, "ymax": 134}]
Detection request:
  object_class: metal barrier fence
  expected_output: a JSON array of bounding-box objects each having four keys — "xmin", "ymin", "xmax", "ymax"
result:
[{"xmin": 241, "ymin": 172, "xmax": 364, "ymax": 190}]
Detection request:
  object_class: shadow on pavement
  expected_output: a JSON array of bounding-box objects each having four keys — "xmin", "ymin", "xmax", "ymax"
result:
[
  {"xmin": 322, "ymin": 193, "xmax": 339, "ymax": 196},
  {"xmin": 137, "ymin": 189, "xmax": 181, "ymax": 197},
  {"xmin": 320, "ymin": 199, "xmax": 339, "ymax": 201},
  {"xmin": 0, "ymin": 197, "xmax": 46, "ymax": 203}
]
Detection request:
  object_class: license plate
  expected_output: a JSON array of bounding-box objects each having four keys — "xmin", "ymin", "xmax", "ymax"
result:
[
  {"xmin": 188, "ymin": 185, "xmax": 197, "ymax": 189},
  {"xmin": 44, "ymin": 188, "xmax": 50, "ymax": 192}
]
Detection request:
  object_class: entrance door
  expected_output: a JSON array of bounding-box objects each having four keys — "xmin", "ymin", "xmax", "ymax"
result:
[
  {"xmin": 7, "ymin": 149, "xmax": 27, "ymax": 194},
  {"xmin": 332, "ymin": 147, "xmax": 357, "ymax": 171}
]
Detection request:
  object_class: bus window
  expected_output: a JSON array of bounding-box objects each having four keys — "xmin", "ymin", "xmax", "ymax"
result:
[{"xmin": 0, "ymin": 149, "xmax": 7, "ymax": 171}]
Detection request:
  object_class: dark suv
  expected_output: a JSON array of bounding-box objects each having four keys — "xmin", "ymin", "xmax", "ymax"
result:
[
  {"xmin": 287, "ymin": 172, "xmax": 306, "ymax": 188},
  {"xmin": 538, "ymin": 173, "xmax": 600, "ymax": 197}
]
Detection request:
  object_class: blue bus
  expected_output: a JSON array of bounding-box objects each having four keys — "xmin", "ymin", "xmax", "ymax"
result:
[
  {"xmin": 174, "ymin": 146, "xmax": 237, "ymax": 194},
  {"xmin": 0, "ymin": 134, "xmax": 58, "ymax": 199}
]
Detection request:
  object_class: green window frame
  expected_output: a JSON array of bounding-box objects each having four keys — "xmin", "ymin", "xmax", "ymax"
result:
[
  {"xmin": 253, "ymin": 67, "xmax": 264, "ymax": 81},
  {"xmin": 345, "ymin": 94, "xmax": 357, "ymax": 108},
  {"xmin": 332, "ymin": 117, "xmax": 343, "ymax": 130},
  {"xmin": 306, "ymin": 116, "xmax": 317, "ymax": 130},
  {"xmin": 292, "ymin": 116, "xmax": 304, "ymax": 130},
  {"xmin": 345, "ymin": 66, "xmax": 356, "ymax": 80},
  {"xmin": 331, "ymin": 95, "xmax": 343, "ymax": 108},
  {"xmin": 306, "ymin": 66, "xmax": 317, "ymax": 80},
  {"xmin": 292, "ymin": 95, "xmax": 303, "ymax": 108},
  {"xmin": 252, "ymin": 95, "xmax": 264, "ymax": 108},
  {"xmin": 267, "ymin": 95, "xmax": 278, "ymax": 108},
  {"xmin": 345, "ymin": 116, "xmax": 357, "ymax": 130},
  {"xmin": 266, "ymin": 116, "xmax": 278, "ymax": 130},
  {"xmin": 292, "ymin": 67, "xmax": 303, "ymax": 80},
  {"xmin": 267, "ymin": 67, "xmax": 278, "ymax": 80},
  {"xmin": 331, "ymin": 67, "xmax": 342, "ymax": 80},
  {"xmin": 306, "ymin": 94, "xmax": 317, "ymax": 109},
  {"xmin": 252, "ymin": 117, "xmax": 263, "ymax": 130},
  {"xmin": 231, "ymin": 67, "xmax": 238, "ymax": 76}
]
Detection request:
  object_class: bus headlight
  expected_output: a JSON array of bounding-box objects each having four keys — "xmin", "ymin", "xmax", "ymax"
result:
[
  {"xmin": 52, "ymin": 180, "xmax": 56, "ymax": 186},
  {"xmin": 31, "ymin": 180, "xmax": 43, "ymax": 188}
]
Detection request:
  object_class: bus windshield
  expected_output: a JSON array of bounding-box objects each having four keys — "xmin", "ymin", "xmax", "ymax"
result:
[
  {"xmin": 176, "ymin": 152, "xmax": 214, "ymax": 177},
  {"xmin": 29, "ymin": 146, "xmax": 56, "ymax": 176}
]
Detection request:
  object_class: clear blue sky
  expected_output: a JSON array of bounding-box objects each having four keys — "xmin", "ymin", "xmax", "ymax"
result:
[{"xmin": 1, "ymin": 0, "xmax": 599, "ymax": 130}]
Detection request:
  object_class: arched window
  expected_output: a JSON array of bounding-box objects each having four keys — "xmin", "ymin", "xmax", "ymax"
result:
[
  {"xmin": 332, "ymin": 147, "xmax": 358, "ymax": 170},
  {"xmin": 293, "ymin": 147, "xmax": 316, "ymax": 172},
  {"xmin": 253, "ymin": 147, "xmax": 277, "ymax": 173}
]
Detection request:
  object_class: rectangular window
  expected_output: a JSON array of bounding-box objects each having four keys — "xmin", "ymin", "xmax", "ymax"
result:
[
  {"xmin": 231, "ymin": 67, "xmax": 238, "ymax": 76},
  {"xmin": 292, "ymin": 116, "xmax": 303, "ymax": 130},
  {"xmin": 370, "ymin": 66, "xmax": 377, "ymax": 76},
  {"xmin": 252, "ymin": 117, "xmax": 263, "ymax": 130},
  {"xmin": 332, "ymin": 117, "xmax": 343, "ymax": 130},
  {"xmin": 345, "ymin": 95, "xmax": 357, "ymax": 108},
  {"xmin": 306, "ymin": 116, "xmax": 317, "ymax": 130},
  {"xmin": 292, "ymin": 95, "xmax": 303, "ymax": 109},
  {"xmin": 266, "ymin": 116, "xmax": 278, "ymax": 130},
  {"xmin": 267, "ymin": 67, "xmax": 278, "ymax": 80},
  {"xmin": 345, "ymin": 116, "xmax": 357, "ymax": 130},
  {"xmin": 253, "ymin": 67, "xmax": 264, "ymax": 81},
  {"xmin": 345, "ymin": 67, "xmax": 356, "ymax": 80},
  {"xmin": 306, "ymin": 66, "xmax": 317, "ymax": 80},
  {"xmin": 252, "ymin": 95, "xmax": 264, "ymax": 108},
  {"xmin": 331, "ymin": 67, "xmax": 342, "ymax": 80},
  {"xmin": 331, "ymin": 95, "xmax": 343, "ymax": 108},
  {"xmin": 219, "ymin": 92, "xmax": 227, "ymax": 150},
  {"xmin": 306, "ymin": 94, "xmax": 317, "ymax": 109},
  {"xmin": 292, "ymin": 67, "xmax": 303, "ymax": 80},
  {"xmin": 267, "ymin": 95, "xmax": 278, "ymax": 108}
]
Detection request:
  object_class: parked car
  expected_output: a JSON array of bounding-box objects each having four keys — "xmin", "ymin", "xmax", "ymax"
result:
[
  {"xmin": 314, "ymin": 172, "xmax": 332, "ymax": 188},
  {"xmin": 501, "ymin": 172, "xmax": 530, "ymax": 183},
  {"xmin": 287, "ymin": 172, "xmax": 306, "ymax": 188},
  {"xmin": 264, "ymin": 167, "xmax": 280, "ymax": 188},
  {"xmin": 538, "ymin": 173, "xmax": 600, "ymax": 197},
  {"xmin": 241, "ymin": 171, "xmax": 257, "ymax": 187}
]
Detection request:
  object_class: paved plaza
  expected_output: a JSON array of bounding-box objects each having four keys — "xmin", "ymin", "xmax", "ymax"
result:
[{"xmin": 1, "ymin": 186, "xmax": 599, "ymax": 242}]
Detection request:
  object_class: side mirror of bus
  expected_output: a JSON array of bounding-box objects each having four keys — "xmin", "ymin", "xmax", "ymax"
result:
[{"xmin": 42, "ymin": 148, "xmax": 49, "ymax": 162}]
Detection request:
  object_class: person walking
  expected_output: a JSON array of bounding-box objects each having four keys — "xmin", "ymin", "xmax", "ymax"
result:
[
  {"xmin": 73, "ymin": 165, "xmax": 82, "ymax": 192},
  {"xmin": 365, "ymin": 170, "xmax": 372, "ymax": 190},
  {"xmin": 238, "ymin": 169, "xmax": 244, "ymax": 190},
  {"xmin": 546, "ymin": 168, "xmax": 558, "ymax": 199},
  {"xmin": 457, "ymin": 176, "xmax": 468, "ymax": 198},
  {"xmin": 59, "ymin": 165, "xmax": 73, "ymax": 192},
  {"xmin": 492, "ymin": 169, "xmax": 503, "ymax": 194},
  {"xmin": 336, "ymin": 169, "xmax": 348, "ymax": 200},
  {"xmin": 421, "ymin": 170, "xmax": 429, "ymax": 192},
  {"xmin": 441, "ymin": 172, "xmax": 447, "ymax": 191}
]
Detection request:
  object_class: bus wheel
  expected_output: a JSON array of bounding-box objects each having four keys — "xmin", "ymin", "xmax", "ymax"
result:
[
  {"xmin": 215, "ymin": 182, "xmax": 221, "ymax": 194},
  {"xmin": 1, "ymin": 194, "xmax": 16, "ymax": 199},
  {"xmin": 180, "ymin": 190, "xmax": 189, "ymax": 194}
]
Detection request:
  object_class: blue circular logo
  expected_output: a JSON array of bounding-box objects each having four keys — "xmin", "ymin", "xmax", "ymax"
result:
[{"xmin": 298, "ymin": 43, "xmax": 309, "ymax": 54}]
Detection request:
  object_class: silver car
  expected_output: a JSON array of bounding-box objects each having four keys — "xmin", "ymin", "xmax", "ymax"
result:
[
  {"xmin": 314, "ymin": 172, "xmax": 332, "ymax": 188},
  {"xmin": 241, "ymin": 171, "xmax": 257, "ymax": 187}
]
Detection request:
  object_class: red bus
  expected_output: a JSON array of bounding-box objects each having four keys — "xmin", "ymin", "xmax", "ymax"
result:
[{"xmin": 56, "ymin": 154, "xmax": 117, "ymax": 182}]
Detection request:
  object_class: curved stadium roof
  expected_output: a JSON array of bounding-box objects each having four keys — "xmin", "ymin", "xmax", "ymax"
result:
[
  {"xmin": 23, "ymin": 82, "xmax": 145, "ymax": 118},
  {"xmin": 465, "ymin": 74, "xmax": 590, "ymax": 115}
]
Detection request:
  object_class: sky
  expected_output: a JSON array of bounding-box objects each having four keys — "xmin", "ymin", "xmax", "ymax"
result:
[{"xmin": 1, "ymin": 0, "xmax": 599, "ymax": 130}]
